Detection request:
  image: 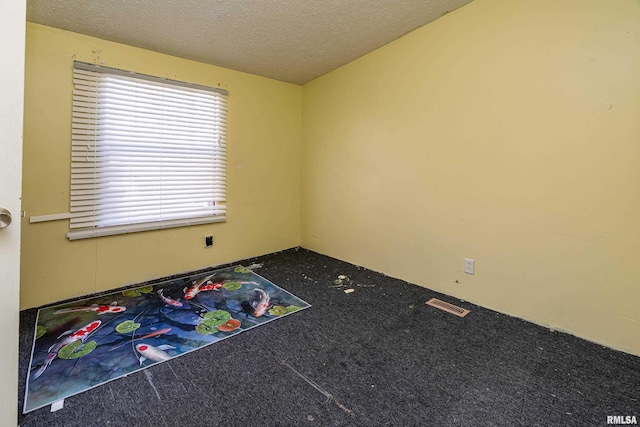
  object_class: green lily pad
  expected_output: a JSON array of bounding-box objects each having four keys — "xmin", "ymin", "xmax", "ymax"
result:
[
  {"xmin": 234, "ymin": 267, "xmax": 251, "ymax": 274},
  {"xmin": 115, "ymin": 320, "xmax": 141, "ymax": 334},
  {"xmin": 201, "ymin": 319, "xmax": 219, "ymax": 328},
  {"xmin": 58, "ymin": 340, "xmax": 97, "ymax": 359},
  {"xmin": 195, "ymin": 323, "xmax": 218, "ymax": 335},
  {"xmin": 36, "ymin": 326, "xmax": 47, "ymax": 339},
  {"xmin": 268, "ymin": 305, "xmax": 287, "ymax": 316},
  {"xmin": 285, "ymin": 305, "xmax": 302, "ymax": 313},
  {"xmin": 222, "ymin": 281, "xmax": 242, "ymax": 291},
  {"xmin": 203, "ymin": 310, "xmax": 231, "ymax": 326},
  {"xmin": 123, "ymin": 285, "xmax": 153, "ymax": 297},
  {"xmin": 122, "ymin": 289, "xmax": 141, "ymax": 297}
]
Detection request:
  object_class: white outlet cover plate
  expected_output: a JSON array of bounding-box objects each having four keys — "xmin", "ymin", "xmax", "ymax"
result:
[{"xmin": 464, "ymin": 258, "xmax": 475, "ymax": 275}]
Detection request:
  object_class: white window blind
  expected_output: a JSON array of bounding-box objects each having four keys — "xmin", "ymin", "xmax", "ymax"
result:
[{"xmin": 68, "ymin": 61, "xmax": 228, "ymax": 240}]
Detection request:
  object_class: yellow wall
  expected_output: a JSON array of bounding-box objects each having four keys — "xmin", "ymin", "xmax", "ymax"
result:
[
  {"xmin": 301, "ymin": 0, "xmax": 640, "ymax": 356},
  {"xmin": 21, "ymin": 23, "xmax": 302, "ymax": 309}
]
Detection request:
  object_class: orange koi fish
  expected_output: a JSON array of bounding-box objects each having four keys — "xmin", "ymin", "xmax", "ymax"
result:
[{"xmin": 109, "ymin": 327, "xmax": 172, "ymax": 351}]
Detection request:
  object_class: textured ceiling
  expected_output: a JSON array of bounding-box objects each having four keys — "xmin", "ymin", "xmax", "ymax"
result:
[{"xmin": 26, "ymin": 0, "xmax": 474, "ymax": 85}]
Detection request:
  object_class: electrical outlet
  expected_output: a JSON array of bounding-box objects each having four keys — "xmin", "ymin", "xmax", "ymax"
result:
[
  {"xmin": 204, "ymin": 235, "xmax": 213, "ymax": 248},
  {"xmin": 464, "ymin": 258, "xmax": 475, "ymax": 275}
]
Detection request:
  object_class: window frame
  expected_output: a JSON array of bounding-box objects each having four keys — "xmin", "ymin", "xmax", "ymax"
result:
[{"xmin": 67, "ymin": 61, "xmax": 228, "ymax": 241}]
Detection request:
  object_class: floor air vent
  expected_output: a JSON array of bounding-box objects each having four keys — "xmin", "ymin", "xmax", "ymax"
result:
[{"xmin": 426, "ymin": 298, "xmax": 470, "ymax": 317}]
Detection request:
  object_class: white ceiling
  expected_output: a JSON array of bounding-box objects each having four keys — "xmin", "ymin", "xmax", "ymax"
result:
[{"xmin": 26, "ymin": 0, "xmax": 474, "ymax": 85}]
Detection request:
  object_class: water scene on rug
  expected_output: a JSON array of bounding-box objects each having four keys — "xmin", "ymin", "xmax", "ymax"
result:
[{"xmin": 24, "ymin": 266, "xmax": 310, "ymax": 413}]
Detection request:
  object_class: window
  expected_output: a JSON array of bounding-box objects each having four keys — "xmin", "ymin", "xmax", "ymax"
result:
[{"xmin": 67, "ymin": 61, "xmax": 228, "ymax": 240}]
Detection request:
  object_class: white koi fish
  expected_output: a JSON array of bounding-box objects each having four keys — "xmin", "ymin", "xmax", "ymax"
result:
[
  {"xmin": 183, "ymin": 273, "xmax": 216, "ymax": 300},
  {"xmin": 32, "ymin": 320, "xmax": 102, "ymax": 379},
  {"xmin": 250, "ymin": 289, "xmax": 271, "ymax": 317},
  {"xmin": 54, "ymin": 301, "xmax": 126, "ymax": 315},
  {"xmin": 157, "ymin": 289, "xmax": 183, "ymax": 307},
  {"xmin": 136, "ymin": 343, "xmax": 176, "ymax": 365}
]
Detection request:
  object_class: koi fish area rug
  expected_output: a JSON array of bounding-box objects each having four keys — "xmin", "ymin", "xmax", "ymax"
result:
[{"xmin": 24, "ymin": 265, "xmax": 310, "ymax": 413}]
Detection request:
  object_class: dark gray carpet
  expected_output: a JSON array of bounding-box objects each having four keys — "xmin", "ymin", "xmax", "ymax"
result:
[{"xmin": 18, "ymin": 248, "xmax": 640, "ymax": 426}]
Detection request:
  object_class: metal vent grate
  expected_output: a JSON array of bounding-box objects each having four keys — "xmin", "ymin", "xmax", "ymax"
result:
[{"xmin": 426, "ymin": 298, "xmax": 470, "ymax": 317}]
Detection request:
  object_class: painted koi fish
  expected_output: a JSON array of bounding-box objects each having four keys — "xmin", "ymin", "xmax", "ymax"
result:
[
  {"xmin": 157, "ymin": 289, "xmax": 183, "ymax": 307},
  {"xmin": 199, "ymin": 282, "xmax": 224, "ymax": 292},
  {"xmin": 109, "ymin": 327, "xmax": 172, "ymax": 351},
  {"xmin": 54, "ymin": 301, "xmax": 126, "ymax": 315},
  {"xmin": 250, "ymin": 289, "xmax": 271, "ymax": 317},
  {"xmin": 136, "ymin": 343, "xmax": 176, "ymax": 365},
  {"xmin": 32, "ymin": 320, "xmax": 102, "ymax": 379},
  {"xmin": 183, "ymin": 274, "xmax": 216, "ymax": 299}
]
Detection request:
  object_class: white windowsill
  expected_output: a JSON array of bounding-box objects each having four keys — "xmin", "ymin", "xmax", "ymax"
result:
[{"xmin": 66, "ymin": 215, "xmax": 226, "ymax": 240}]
